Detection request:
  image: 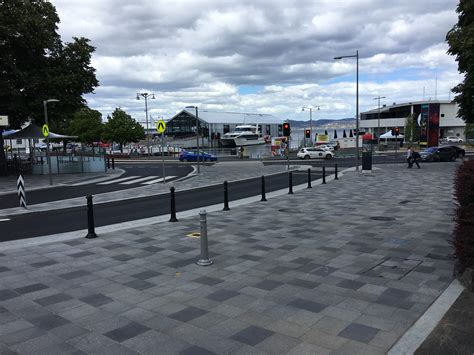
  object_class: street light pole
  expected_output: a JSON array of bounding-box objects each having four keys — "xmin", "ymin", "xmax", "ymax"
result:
[
  {"xmin": 373, "ymin": 95, "xmax": 386, "ymax": 148},
  {"xmin": 43, "ymin": 99, "xmax": 59, "ymax": 185},
  {"xmin": 302, "ymin": 105, "xmax": 320, "ymax": 146},
  {"xmin": 136, "ymin": 92, "xmax": 155, "ymax": 158},
  {"xmin": 186, "ymin": 106, "xmax": 200, "ymax": 174},
  {"xmin": 334, "ymin": 50, "xmax": 360, "ymax": 171}
]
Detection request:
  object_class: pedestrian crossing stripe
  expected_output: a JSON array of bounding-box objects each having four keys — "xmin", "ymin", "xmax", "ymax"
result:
[
  {"xmin": 141, "ymin": 176, "xmax": 176, "ymax": 184},
  {"xmin": 98, "ymin": 175, "xmax": 177, "ymax": 185},
  {"xmin": 120, "ymin": 176, "xmax": 162, "ymax": 185},
  {"xmin": 98, "ymin": 176, "xmax": 140, "ymax": 185}
]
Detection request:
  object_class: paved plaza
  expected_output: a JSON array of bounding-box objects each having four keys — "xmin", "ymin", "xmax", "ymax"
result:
[{"xmin": 0, "ymin": 162, "xmax": 461, "ymax": 354}]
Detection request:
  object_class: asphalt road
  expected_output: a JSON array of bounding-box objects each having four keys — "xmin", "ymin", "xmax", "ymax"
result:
[
  {"xmin": 0, "ymin": 163, "xmax": 194, "ymax": 209},
  {"xmin": 0, "ymin": 171, "xmax": 323, "ymax": 241}
]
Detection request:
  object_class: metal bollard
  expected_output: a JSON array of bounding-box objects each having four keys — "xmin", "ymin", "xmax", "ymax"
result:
[
  {"xmin": 107, "ymin": 157, "xmax": 110, "ymax": 169},
  {"xmin": 307, "ymin": 168, "xmax": 312, "ymax": 188},
  {"xmin": 288, "ymin": 172, "xmax": 293, "ymax": 194},
  {"xmin": 335, "ymin": 163, "xmax": 338, "ymax": 180},
  {"xmin": 261, "ymin": 175, "xmax": 267, "ymax": 202},
  {"xmin": 85, "ymin": 195, "xmax": 98, "ymax": 239},
  {"xmin": 322, "ymin": 166, "xmax": 326, "ymax": 184},
  {"xmin": 196, "ymin": 210, "xmax": 213, "ymax": 266},
  {"xmin": 223, "ymin": 181, "xmax": 230, "ymax": 211},
  {"xmin": 169, "ymin": 187, "xmax": 178, "ymax": 222},
  {"xmin": 111, "ymin": 157, "xmax": 115, "ymax": 170}
]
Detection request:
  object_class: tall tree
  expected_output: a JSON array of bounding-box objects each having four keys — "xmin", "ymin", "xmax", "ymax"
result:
[
  {"xmin": 0, "ymin": 0, "xmax": 98, "ymax": 174},
  {"xmin": 103, "ymin": 108, "xmax": 145, "ymax": 152},
  {"xmin": 67, "ymin": 106, "xmax": 104, "ymax": 148},
  {"xmin": 446, "ymin": 0, "xmax": 474, "ymax": 124},
  {"xmin": 404, "ymin": 114, "xmax": 419, "ymax": 143}
]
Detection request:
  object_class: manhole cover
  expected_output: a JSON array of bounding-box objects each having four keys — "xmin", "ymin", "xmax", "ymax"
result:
[
  {"xmin": 370, "ymin": 216, "xmax": 396, "ymax": 221},
  {"xmin": 186, "ymin": 232, "xmax": 200, "ymax": 238},
  {"xmin": 278, "ymin": 208, "xmax": 300, "ymax": 214}
]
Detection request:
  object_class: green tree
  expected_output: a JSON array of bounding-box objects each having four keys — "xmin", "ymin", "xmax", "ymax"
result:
[
  {"xmin": 103, "ymin": 108, "xmax": 145, "ymax": 152},
  {"xmin": 67, "ymin": 106, "xmax": 104, "ymax": 150},
  {"xmin": 446, "ymin": 0, "xmax": 474, "ymax": 124},
  {"xmin": 0, "ymin": 0, "xmax": 98, "ymax": 174},
  {"xmin": 465, "ymin": 123, "xmax": 474, "ymax": 139}
]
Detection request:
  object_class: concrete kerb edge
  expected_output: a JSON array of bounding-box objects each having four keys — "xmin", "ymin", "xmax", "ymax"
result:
[
  {"xmin": 0, "ymin": 168, "xmax": 346, "ymax": 251},
  {"xmin": 388, "ymin": 279, "xmax": 465, "ymax": 355}
]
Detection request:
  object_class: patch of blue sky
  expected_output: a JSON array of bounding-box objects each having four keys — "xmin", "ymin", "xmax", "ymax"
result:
[{"xmin": 239, "ymin": 85, "xmax": 263, "ymax": 95}]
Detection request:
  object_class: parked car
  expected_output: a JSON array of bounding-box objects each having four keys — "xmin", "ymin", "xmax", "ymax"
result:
[
  {"xmin": 178, "ymin": 150, "xmax": 217, "ymax": 162},
  {"xmin": 445, "ymin": 136, "xmax": 463, "ymax": 143},
  {"xmin": 441, "ymin": 145, "xmax": 465, "ymax": 158},
  {"xmin": 315, "ymin": 144, "xmax": 335, "ymax": 152},
  {"xmin": 297, "ymin": 147, "xmax": 334, "ymax": 160},
  {"xmin": 419, "ymin": 147, "xmax": 457, "ymax": 162}
]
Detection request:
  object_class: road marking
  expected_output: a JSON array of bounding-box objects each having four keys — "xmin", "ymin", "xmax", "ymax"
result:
[
  {"xmin": 98, "ymin": 176, "xmax": 140, "ymax": 185},
  {"xmin": 142, "ymin": 176, "xmax": 177, "ymax": 185},
  {"xmin": 0, "ymin": 218, "xmax": 11, "ymax": 222},
  {"xmin": 120, "ymin": 176, "xmax": 160, "ymax": 185}
]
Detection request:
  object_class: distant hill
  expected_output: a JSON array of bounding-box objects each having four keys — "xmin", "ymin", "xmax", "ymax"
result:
[{"xmin": 288, "ymin": 118, "xmax": 354, "ymax": 128}]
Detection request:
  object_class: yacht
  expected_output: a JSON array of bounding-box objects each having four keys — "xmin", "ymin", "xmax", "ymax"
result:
[{"xmin": 220, "ymin": 125, "xmax": 267, "ymax": 147}]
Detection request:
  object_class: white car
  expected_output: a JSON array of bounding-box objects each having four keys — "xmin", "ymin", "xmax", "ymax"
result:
[
  {"xmin": 297, "ymin": 147, "xmax": 334, "ymax": 160},
  {"xmin": 445, "ymin": 136, "xmax": 463, "ymax": 143},
  {"xmin": 315, "ymin": 144, "xmax": 335, "ymax": 152}
]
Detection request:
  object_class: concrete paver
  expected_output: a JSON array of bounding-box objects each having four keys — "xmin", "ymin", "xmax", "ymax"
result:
[{"xmin": 0, "ymin": 162, "xmax": 462, "ymax": 354}]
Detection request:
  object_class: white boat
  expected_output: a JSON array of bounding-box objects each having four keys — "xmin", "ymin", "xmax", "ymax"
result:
[{"xmin": 220, "ymin": 124, "xmax": 267, "ymax": 147}]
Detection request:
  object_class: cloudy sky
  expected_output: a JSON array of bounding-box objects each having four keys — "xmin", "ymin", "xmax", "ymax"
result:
[{"xmin": 53, "ymin": 0, "xmax": 461, "ymax": 123}]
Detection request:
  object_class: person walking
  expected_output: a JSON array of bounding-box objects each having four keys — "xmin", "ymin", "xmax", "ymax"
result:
[
  {"xmin": 411, "ymin": 148, "xmax": 421, "ymax": 168},
  {"xmin": 406, "ymin": 146, "xmax": 413, "ymax": 168}
]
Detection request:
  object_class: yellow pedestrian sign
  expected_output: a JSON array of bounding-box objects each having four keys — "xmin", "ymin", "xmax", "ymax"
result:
[
  {"xmin": 42, "ymin": 124, "xmax": 49, "ymax": 137},
  {"xmin": 156, "ymin": 119, "xmax": 166, "ymax": 133}
]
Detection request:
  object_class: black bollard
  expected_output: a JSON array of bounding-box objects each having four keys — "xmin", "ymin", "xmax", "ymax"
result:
[
  {"xmin": 322, "ymin": 166, "xmax": 326, "ymax": 184},
  {"xmin": 111, "ymin": 157, "xmax": 115, "ymax": 170},
  {"xmin": 288, "ymin": 172, "xmax": 293, "ymax": 194},
  {"xmin": 261, "ymin": 175, "xmax": 267, "ymax": 202},
  {"xmin": 107, "ymin": 157, "xmax": 110, "ymax": 169},
  {"xmin": 169, "ymin": 187, "xmax": 178, "ymax": 222},
  {"xmin": 335, "ymin": 163, "xmax": 338, "ymax": 180},
  {"xmin": 85, "ymin": 195, "xmax": 98, "ymax": 239},
  {"xmin": 223, "ymin": 181, "xmax": 230, "ymax": 211},
  {"xmin": 307, "ymin": 168, "xmax": 312, "ymax": 188}
]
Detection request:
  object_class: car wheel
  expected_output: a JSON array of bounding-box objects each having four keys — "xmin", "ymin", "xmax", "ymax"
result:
[
  {"xmin": 304, "ymin": 155, "xmax": 310, "ymax": 159},
  {"xmin": 183, "ymin": 158, "xmax": 188, "ymax": 162},
  {"xmin": 325, "ymin": 154, "xmax": 332, "ymax": 160}
]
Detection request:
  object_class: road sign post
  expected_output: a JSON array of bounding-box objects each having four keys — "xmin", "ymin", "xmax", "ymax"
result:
[
  {"xmin": 156, "ymin": 120, "xmax": 167, "ymax": 183},
  {"xmin": 17, "ymin": 174, "xmax": 27, "ymax": 208}
]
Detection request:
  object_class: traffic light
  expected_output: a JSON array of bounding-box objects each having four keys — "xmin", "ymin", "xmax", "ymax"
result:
[
  {"xmin": 283, "ymin": 122, "xmax": 291, "ymax": 137},
  {"xmin": 394, "ymin": 127, "xmax": 400, "ymax": 136},
  {"xmin": 305, "ymin": 129, "xmax": 310, "ymax": 138}
]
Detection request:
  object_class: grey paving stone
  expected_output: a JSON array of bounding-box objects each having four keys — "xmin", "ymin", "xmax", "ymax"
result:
[
  {"xmin": 206, "ymin": 289, "xmax": 240, "ymax": 302},
  {"xmin": 35, "ymin": 293, "xmax": 73, "ymax": 306},
  {"xmin": 103, "ymin": 243, "xmax": 126, "ymax": 250},
  {"xmin": 112, "ymin": 254, "xmax": 135, "ymax": 262},
  {"xmin": 69, "ymin": 251, "xmax": 95, "ymax": 258},
  {"xmin": 238, "ymin": 254, "xmax": 262, "ymax": 261},
  {"xmin": 252, "ymin": 279, "xmax": 284, "ymax": 291},
  {"xmin": 167, "ymin": 258, "xmax": 197, "ymax": 268},
  {"xmin": 123, "ymin": 279, "xmax": 155, "ymax": 291},
  {"xmin": 0, "ymin": 289, "xmax": 19, "ymax": 301},
  {"xmin": 0, "ymin": 266, "xmax": 10, "ymax": 272},
  {"xmin": 29, "ymin": 313, "xmax": 70, "ymax": 330},
  {"xmin": 1, "ymin": 326, "xmax": 46, "ymax": 346},
  {"xmin": 338, "ymin": 322, "xmax": 380, "ymax": 343},
  {"xmin": 338, "ymin": 279, "xmax": 365, "ymax": 290},
  {"xmin": 30, "ymin": 260, "xmax": 59, "ymax": 268},
  {"xmin": 59, "ymin": 270, "xmax": 90, "ymax": 280},
  {"xmin": 80, "ymin": 293, "xmax": 114, "ymax": 307},
  {"xmin": 134, "ymin": 237, "xmax": 153, "ymax": 242},
  {"xmin": 180, "ymin": 345, "xmax": 216, "ymax": 355},
  {"xmin": 142, "ymin": 246, "xmax": 165, "ymax": 252},
  {"xmin": 230, "ymin": 325, "xmax": 274, "ymax": 346},
  {"xmin": 288, "ymin": 298, "xmax": 327, "ymax": 313},
  {"xmin": 131, "ymin": 270, "xmax": 161, "ymax": 280},
  {"xmin": 287, "ymin": 278, "xmax": 319, "ymax": 289},
  {"xmin": 168, "ymin": 306, "xmax": 208, "ymax": 322},
  {"xmin": 14, "ymin": 283, "xmax": 49, "ymax": 294},
  {"xmin": 193, "ymin": 276, "xmax": 224, "ymax": 286},
  {"xmin": 103, "ymin": 321, "xmax": 150, "ymax": 343}
]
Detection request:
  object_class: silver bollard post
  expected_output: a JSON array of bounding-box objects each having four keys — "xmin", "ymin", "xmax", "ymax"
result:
[{"xmin": 196, "ymin": 210, "xmax": 213, "ymax": 266}]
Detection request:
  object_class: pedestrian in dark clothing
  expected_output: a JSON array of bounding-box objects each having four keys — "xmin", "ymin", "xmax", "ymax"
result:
[
  {"xmin": 407, "ymin": 147, "xmax": 413, "ymax": 168},
  {"xmin": 411, "ymin": 149, "xmax": 421, "ymax": 168}
]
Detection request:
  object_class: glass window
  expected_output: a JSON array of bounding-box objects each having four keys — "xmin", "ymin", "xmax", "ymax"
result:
[{"xmin": 16, "ymin": 139, "xmax": 22, "ymax": 144}]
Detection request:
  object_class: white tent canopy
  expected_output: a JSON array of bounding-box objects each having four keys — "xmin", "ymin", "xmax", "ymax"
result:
[{"xmin": 380, "ymin": 130, "xmax": 404, "ymax": 139}]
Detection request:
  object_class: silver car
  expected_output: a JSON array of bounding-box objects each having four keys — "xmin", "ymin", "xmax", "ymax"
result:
[{"xmin": 297, "ymin": 147, "xmax": 334, "ymax": 160}]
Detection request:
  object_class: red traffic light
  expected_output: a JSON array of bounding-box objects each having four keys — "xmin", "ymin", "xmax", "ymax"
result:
[
  {"xmin": 305, "ymin": 129, "xmax": 310, "ymax": 138},
  {"xmin": 283, "ymin": 122, "xmax": 291, "ymax": 136}
]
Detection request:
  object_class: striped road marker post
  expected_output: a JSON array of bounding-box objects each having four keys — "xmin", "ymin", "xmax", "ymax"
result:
[{"xmin": 17, "ymin": 174, "xmax": 27, "ymax": 208}]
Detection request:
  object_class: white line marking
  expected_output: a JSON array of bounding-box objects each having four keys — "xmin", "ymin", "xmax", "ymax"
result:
[
  {"xmin": 0, "ymin": 218, "xmax": 11, "ymax": 222},
  {"xmin": 142, "ymin": 176, "xmax": 177, "ymax": 185},
  {"xmin": 120, "ymin": 176, "xmax": 160, "ymax": 185},
  {"xmin": 98, "ymin": 176, "xmax": 140, "ymax": 185}
]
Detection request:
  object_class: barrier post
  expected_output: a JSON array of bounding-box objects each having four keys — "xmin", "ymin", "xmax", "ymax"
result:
[
  {"xmin": 85, "ymin": 195, "xmax": 98, "ymax": 239},
  {"xmin": 261, "ymin": 175, "xmax": 267, "ymax": 202},
  {"xmin": 322, "ymin": 166, "xmax": 326, "ymax": 184},
  {"xmin": 196, "ymin": 210, "xmax": 213, "ymax": 266},
  {"xmin": 307, "ymin": 168, "xmax": 312, "ymax": 188},
  {"xmin": 288, "ymin": 172, "xmax": 293, "ymax": 194},
  {"xmin": 335, "ymin": 163, "xmax": 338, "ymax": 180},
  {"xmin": 169, "ymin": 187, "xmax": 178, "ymax": 222},
  {"xmin": 223, "ymin": 181, "xmax": 230, "ymax": 210}
]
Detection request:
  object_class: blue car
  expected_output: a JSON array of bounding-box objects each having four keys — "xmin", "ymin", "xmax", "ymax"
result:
[{"xmin": 178, "ymin": 150, "xmax": 217, "ymax": 162}]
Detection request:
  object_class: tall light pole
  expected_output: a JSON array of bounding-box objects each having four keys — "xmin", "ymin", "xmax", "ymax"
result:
[
  {"xmin": 334, "ymin": 50, "xmax": 359, "ymax": 171},
  {"xmin": 373, "ymin": 96, "xmax": 386, "ymax": 148},
  {"xmin": 43, "ymin": 99, "xmax": 59, "ymax": 185},
  {"xmin": 136, "ymin": 92, "xmax": 155, "ymax": 158},
  {"xmin": 185, "ymin": 106, "xmax": 200, "ymax": 174},
  {"xmin": 302, "ymin": 105, "xmax": 320, "ymax": 146}
]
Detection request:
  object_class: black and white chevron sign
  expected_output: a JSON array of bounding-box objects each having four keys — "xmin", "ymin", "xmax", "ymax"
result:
[{"xmin": 17, "ymin": 174, "xmax": 27, "ymax": 208}]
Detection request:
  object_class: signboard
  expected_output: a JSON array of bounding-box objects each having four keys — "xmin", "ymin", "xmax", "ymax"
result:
[
  {"xmin": 42, "ymin": 124, "xmax": 49, "ymax": 137},
  {"xmin": 156, "ymin": 120, "xmax": 166, "ymax": 133},
  {"xmin": 316, "ymin": 134, "xmax": 329, "ymax": 143},
  {"xmin": 0, "ymin": 115, "xmax": 8, "ymax": 126}
]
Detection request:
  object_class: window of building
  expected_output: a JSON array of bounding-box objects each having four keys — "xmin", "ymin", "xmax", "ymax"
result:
[{"xmin": 16, "ymin": 139, "xmax": 22, "ymax": 144}]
